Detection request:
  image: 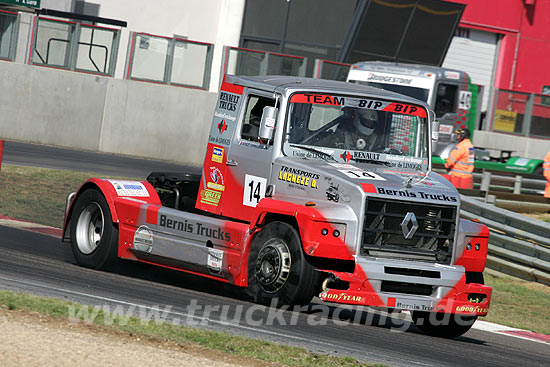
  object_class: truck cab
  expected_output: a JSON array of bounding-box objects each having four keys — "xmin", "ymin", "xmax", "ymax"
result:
[{"xmin": 64, "ymin": 75, "xmax": 492, "ymax": 338}]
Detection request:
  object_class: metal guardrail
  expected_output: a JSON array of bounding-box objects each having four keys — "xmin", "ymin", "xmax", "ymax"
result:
[{"xmin": 460, "ymin": 195, "xmax": 550, "ymax": 285}]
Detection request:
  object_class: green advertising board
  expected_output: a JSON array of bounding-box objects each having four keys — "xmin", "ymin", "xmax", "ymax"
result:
[{"xmin": 0, "ymin": 0, "xmax": 40, "ymax": 9}]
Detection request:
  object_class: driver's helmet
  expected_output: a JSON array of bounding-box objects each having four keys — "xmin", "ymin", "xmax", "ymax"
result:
[{"xmin": 354, "ymin": 108, "xmax": 377, "ymax": 136}]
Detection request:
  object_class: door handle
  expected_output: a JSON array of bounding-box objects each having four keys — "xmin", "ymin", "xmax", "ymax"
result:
[{"xmin": 226, "ymin": 159, "xmax": 238, "ymax": 166}]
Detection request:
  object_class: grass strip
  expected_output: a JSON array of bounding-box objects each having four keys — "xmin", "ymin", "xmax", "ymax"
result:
[
  {"xmin": 0, "ymin": 164, "xmax": 135, "ymax": 228},
  {"xmin": 0, "ymin": 290, "xmax": 381, "ymax": 367},
  {"xmin": 482, "ymin": 273, "xmax": 550, "ymax": 334}
]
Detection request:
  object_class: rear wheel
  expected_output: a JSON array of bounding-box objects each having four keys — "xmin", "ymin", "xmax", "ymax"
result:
[
  {"xmin": 248, "ymin": 221, "xmax": 318, "ymax": 307},
  {"xmin": 411, "ymin": 311, "xmax": 477, "ymax": 338},
  {"xmin": 70, "ymin": 188, "xmax": 118, "ymax": 269}
]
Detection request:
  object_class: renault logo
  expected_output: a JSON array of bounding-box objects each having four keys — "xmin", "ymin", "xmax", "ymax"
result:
[{"xmin": 401, "ymin": 212, "xmax": 419, "ymax": 239}]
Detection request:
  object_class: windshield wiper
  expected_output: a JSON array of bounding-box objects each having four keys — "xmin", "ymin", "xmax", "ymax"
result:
[
  {"xmin": 289, "ymin": 144, "xmax": 337, "ymax": 162},
  {"xmin": 352, "ymin": 158, "xmax": 392, "ymax": 166}
]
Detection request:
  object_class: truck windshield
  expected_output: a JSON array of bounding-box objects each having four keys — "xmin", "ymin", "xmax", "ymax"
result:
[
  {"xmin": 284, "ymin": 93, "xmax": 429, "ymax": 168},
  {"xmin": 350, "ymin": 80, "xmax": 430, "ymax": 102}
]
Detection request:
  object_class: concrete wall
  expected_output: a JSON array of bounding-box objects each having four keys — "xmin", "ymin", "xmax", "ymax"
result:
[
  {"xmin": 473, "ymin": 130, "xmax": 549, "ymax": 160},
  {"xmin": 0, "ymin": 61, "xmax": 216, "ymax": 165}
]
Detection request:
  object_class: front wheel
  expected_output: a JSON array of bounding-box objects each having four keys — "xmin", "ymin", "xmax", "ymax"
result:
[
  {"xmin": 411, "ymin": 311, "xmax": 477, "ymax": 338},
  {"xmin": 70, "ymin": 188, "xmax": 118, "ymax": 269},
  {"xmin": 248, "ymin": 221, "xmax": 319, "ymax": 307}
]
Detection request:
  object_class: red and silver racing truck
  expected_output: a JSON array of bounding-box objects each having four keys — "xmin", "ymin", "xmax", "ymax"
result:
[{"xmin": 63, "ymin": 75, "xmax": 491, "ymax": 338}]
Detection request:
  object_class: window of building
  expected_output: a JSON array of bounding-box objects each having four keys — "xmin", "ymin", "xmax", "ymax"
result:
[
  {"xmin": 31, "ymin": 16, "xmax": 120, "ymax": 76},
  {"xmin": 0, "ymin": 10, "xmax": 19, "ymax": 61},
  {"xmin": 126, "ymin": 32, "xmax": 213, "ymax": 89}
]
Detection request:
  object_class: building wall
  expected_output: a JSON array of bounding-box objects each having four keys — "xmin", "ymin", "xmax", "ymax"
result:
[
  {"xmin": 451, "ymin": 0, "xmax": 550, "ymax": 94},
  {"xmin": 90, "ymin": 0, "xmax": 245, "ymax": 91},
  {"xmin": 0, "ymin": 61, "xmax": 216, "ymax": 165}
]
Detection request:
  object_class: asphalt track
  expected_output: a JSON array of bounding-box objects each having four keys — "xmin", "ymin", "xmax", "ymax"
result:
[
  {"xmin": 1, "ymin": 140, "xmax": 549, "ymax": 366},
  {"xmin": 1, "ymin": 140, "xmax": 199, "ymax": 177}
]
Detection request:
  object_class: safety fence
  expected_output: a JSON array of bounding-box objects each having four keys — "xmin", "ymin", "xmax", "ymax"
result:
[
  {"xmin": 460, "ymin": 195, "xmax": 550, "ymax": 285},
  {"xmin": 490, "ymin": 89, "xmax": 550, "ymax": 139}
]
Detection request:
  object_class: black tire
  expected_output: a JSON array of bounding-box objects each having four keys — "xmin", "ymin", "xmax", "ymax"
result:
[
  {"xmin": 411, "ymin": 311, "xmax": 477, "ymax": 339},
  {"xmin": 248, "ymin": 221, "xmax": 319, "ymax": 307},
  {"xmin": 70, "ymin": 188, "xmax": 118, "ymax": 270}
]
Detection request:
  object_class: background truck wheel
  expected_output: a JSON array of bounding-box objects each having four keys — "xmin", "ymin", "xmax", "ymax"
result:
[
  {"xmin": 411, "ymin": 311, "xmax": 477, "ymax": 338},
  {"xmin": 70, "ymin": 188, "xmax": 118, "ymax": 270},
  {"xmin": 248, "ymin": 221, "xmax": 318, "ymax": 307}
]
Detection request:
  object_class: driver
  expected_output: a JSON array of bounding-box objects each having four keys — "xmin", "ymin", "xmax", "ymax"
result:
[{"xmin": 335, "ymin": 107, "xmax": 380, "ymax": 150}]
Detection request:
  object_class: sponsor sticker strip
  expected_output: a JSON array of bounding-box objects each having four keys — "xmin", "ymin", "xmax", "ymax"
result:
[{"xmin": 289, "ymin": 93, "xmax": 427, "ymax": 117}]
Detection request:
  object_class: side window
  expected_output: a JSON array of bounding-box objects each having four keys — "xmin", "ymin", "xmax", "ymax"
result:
[
  {"xmin": 241, "ymin": 95, "xmax": 275, "ymax": 142},
  {"xmin": 434, "ymin": 83, "xmax": 458, "ymax": 118}
]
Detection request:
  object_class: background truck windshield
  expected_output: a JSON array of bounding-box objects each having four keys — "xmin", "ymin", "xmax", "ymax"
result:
[
  {"xmin": 285, "ymin": 93, "xmax": 428, "ymax": 159},
  {"xmin": 351, "ymin": 80, "xmax": 430, "ymax": 103}
]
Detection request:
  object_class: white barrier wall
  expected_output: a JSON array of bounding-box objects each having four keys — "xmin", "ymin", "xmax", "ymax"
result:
[{"xmin": 0, "ymin": 62, "xmax": 216, "ymax": 166}]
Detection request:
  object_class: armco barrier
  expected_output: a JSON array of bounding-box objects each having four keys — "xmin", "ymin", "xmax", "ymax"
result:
[{"xmin": 460, "ymin": 195, "xmax": 550, "ymax": 285}]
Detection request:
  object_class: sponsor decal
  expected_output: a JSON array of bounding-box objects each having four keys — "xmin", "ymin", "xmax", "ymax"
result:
[
  {"xmin": 328, "ymin": 163, "xmax": 358, "ymax": 170},
  {"xmin": 367, "ymin": 72, "xmax": 413, "ymax": 85},
  {"xmin": 338, "ymin": 169, "xmax": 386, "ymax": 181},
  {"xmin": 207, "ymin": 248, "xmax": 224, "ymax": 274},
  {"xmin": 214, "ymin": 111, "xmax": 236, "ymax": 122},
  {"xmin": 382, "ymin": 103, "xmax": 426, "ymax": 117},
  {"xmin": 341, "ymin": 151, "xmax": 352, "ymax": 162},
  {"xmin": 133, "ymin": 226, "xmax": 153, "ymax": 253},
  {"xmin": 217, "ymin": 119, "xmax": 228, "ymax": 134},
  {"xmin": 211, "ymin": 147, "xmax": 224, "ymax": 163},
  {"xmin": 395, "ymin": 302, "xmax": 443, "ymax": 312},
  {"xmin": 376, "ymin": 187, "xmax": 458, "ymax": 202},
  {"xmin": 158, "ymin": 214, "xmax": 230, "ymax": 241},
  {"xmin": 239, "ymin": 140, "xmax": 269, "ymax": 149},
  {"xmin": 277, "ymin": 166, "xmax": 319, "ymax": 189},
  {"xmin": 209, "ymin": 136, "xmax": 231, "ymax": 146},
  {"xmin": 207, "ymin": 167, "xmax": 225, "ymax": 192},
  {"xmin": 290, "ymin": 94, "xmax": 344, "ymax": 105},
  {"xmin": 385, "ymin": 154, "xmax": 423, "ymax": 164},
  {"xmin": 200, "ymin": 189, "xmax": 222, "ymax": 206},
  {"xmin": 326, "ymin": 183, "xmax": 339, "ymax": 202},
  {"xmin": 455, "ymin": 305, "xmax": 488, "ymax": 313},
  {"xmin": 218, "ymin": 92, "xmax": 240, "ymax": 111},
  {"xmin": 353, "ymin": 151, "xmax": 381, "ymax": 160},
  {"xmin": 320, "ymin": 292, "xmax": 363, "ymax": 303},
  {"xmin": 108, "ymin": 180, "xmax": 150, "ymax": 197},
  {"xmin": 444, "ymin": 71, "xmax": 460, "ymax": 80},
  {"xmin": 390, "ymin": 162, "xmax": 423, "ymax": 170},
  {"xmin": 290, "ymin": 93, "xmax": 426, "ymax": 117}
]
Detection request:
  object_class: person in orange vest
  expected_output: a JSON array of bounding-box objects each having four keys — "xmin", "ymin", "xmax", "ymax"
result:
[
  {"xmin": 445, "ymin": 128, "xmax": 475, "ymax": 189},
  {"xmin": 543, "ymin": 150, "xmax": 550, "ymax": 198}
]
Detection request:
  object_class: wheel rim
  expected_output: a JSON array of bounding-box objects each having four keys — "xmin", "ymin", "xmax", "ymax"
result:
[
  {"xmin": 75, "ymin": 202, "xmax": 104, "ymax": 255},
  {"xmin": 255, "ymin": 239, "xmax": 291, "ymax": 293}
]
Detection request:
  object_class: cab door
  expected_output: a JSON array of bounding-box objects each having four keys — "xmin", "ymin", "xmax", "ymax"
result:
[{"xmin": 220, "ymin": 91, "xmax": 278, "ymax": 222}]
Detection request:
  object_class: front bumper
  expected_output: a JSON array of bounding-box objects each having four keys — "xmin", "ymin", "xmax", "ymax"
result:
[{"xmin": 319, "ymin": 258, "xmax": 492, "ymax": 316}]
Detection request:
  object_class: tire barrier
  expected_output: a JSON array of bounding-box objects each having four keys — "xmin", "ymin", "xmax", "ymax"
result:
[{"xmin": 460, "ymin": 195, "xmax": 550, "ymax": 285}]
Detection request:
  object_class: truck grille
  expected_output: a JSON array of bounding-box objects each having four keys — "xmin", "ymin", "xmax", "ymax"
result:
[{"xmin": 360, "ymin": 198, "xmax": 456, "ymax": 264}]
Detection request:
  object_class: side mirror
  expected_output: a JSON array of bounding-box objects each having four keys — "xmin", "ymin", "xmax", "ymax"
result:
[
  {"xmin": 431, "ymin": 119, "xmax": 440, "ymax": 153},
  {"xmin": 259, "ymin": 106, "xmax": 278, "ymax": 142}
]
